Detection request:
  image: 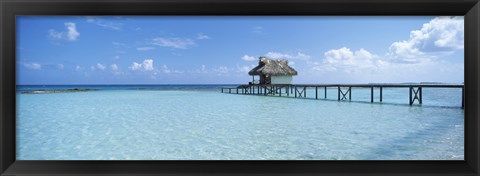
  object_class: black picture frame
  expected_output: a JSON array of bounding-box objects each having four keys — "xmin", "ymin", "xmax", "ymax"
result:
[{"xmin": 1, "ymin": 0, "xmax": 479, "ymax": 175}]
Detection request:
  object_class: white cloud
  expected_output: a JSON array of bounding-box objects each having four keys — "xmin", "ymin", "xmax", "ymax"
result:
[
  {"xmin": 137, "ymin": 47, "xmax": 156, "ymax": 51},
  {"xmin": 130, "ymin": 59, "xmax": 154, "ymax": 71},
  {"xmin": 151, "ymin": 37, "xmax": 195, "ymax": 49},
  {"xmin": 237, "ymin": 64, "xmax": 256, "ymax": 73},
  {"xmin": 143, "ymin": 59, "xmax": 154, "ymax": 71},
  {"xmin": 65, "ymin": 23, "xmax": 80, "ymax": 41},
  {"xmin": 23, "ymin": 62, "xmax": 42, "ymax": 70},
  {"xmin": 86, "ymin": 17, "xmax": 122, "ymax": 30},
  {"xmin": 130, "ymin": 62, "xmax": 142, "ymax": 71},
  {"xmin": 265, "ymin": 52, "xmax": 311, "ymax": 60},
  {"xmin": 388, "ymin": 16, "xmax": 464, "ymax": 63},
  {"xmin": 241, "ymin": 55, "xmax": 256, "ymax": 61},
  {"xmin": 213, "ymin": 66, "xmax": 229, "ymax": 74},
  {"xmin": 196, "ymin": 33, "xmax": 210, "ymax": 40},
  {"xmin": 161, "ymin": 65, "xmax": 171, "ymax": 74},
  {"xmin": 57, "ymin": 64, "xmax": 64, "ymax": 70},
  {"xmin": 96, "ymin": 63, "xmax": 106, "ymax": 70},
  {"xmin": 75, "ymin": 65, "xmax": 82, "ymax": 71},
  {"xmin": 197, "ymin": 65, "xmax": 208, "ymax": 74},
  {"xmin": 160, "ymin": 65, "xmax": 183, "ymax": 74},
  {"xmin": 265, "ymin": 52, "xmax": 289, "ymax": 59},
  {"xmin": 48, "ymin": 22, "xmax": 80, "ymax": 41},
  {"xmin": 311, "ymin": 47, "xmax": 383, "ymax": 74},
  {"xmin": 110, "ymin": 64, "xmax": 123, "ymax": 75},
  {"xmin": 307, "ymin": 45, "xmax": 464, "ymax": 84},
  {"xmin": 110, "ymin": 64, "xmax": 119, "ymax": 71}
]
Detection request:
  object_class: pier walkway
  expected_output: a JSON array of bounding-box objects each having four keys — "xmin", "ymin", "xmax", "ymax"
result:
[{"xmin": 221, "ymin": 84, "xmax": 465, "ymax": 108}]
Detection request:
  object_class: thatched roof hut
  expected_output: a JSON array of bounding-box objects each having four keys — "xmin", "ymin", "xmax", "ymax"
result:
[
  {"xmin": 248, "ymin": 56, "xmax": 297, "ymax": 85},
  {"xmin": 248, "ymin": 57, "xmax": 298, "ymax": 76}
]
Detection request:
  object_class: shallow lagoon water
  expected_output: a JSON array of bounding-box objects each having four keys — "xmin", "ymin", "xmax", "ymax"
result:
[{"xmin": 16, "ymin": 85, "xmax": 464, "ymax": 160}]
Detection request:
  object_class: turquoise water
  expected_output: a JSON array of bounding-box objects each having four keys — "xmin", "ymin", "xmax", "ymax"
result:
[{"xmin": 16, "ymin": 85, "xmax": 464, "ymax": 160}]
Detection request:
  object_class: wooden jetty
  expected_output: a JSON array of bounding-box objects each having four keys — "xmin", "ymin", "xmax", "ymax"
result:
[{"xmin": 221, "ymin": 84, "xmax": 465, "ymax": 108}]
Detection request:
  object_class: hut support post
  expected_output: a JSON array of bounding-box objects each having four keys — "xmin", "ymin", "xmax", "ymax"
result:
[
  {"xmin": 221, "ymin": 88, "xmax": 223, "ymax": 93},
  {"xmin": 315, "ymin": 86, "xmax": 318, "ymax": 99},
  {"xmin": 279, "ymin": 87, "xmax": 282, "ymax": 97},
  {"xmin": 236, "ymin": 88, "xmax": 238, "ymax": 94}
]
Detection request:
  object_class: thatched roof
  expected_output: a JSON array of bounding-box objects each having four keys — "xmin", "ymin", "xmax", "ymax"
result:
[{"xmin": 248, "ymin": 57, "xmax": 298, "ymax": 76}]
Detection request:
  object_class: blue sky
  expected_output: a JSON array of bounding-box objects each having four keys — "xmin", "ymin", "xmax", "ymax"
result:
[{"xmin": 16, "ymin": 16, "xmax": 464, "ymax": 85}]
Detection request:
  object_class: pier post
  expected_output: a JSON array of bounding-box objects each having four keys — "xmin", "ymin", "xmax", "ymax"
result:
[
  {"xmin": 304, "ymin": 87, "xmax": 306, "ymax": 98},
  {"xmin": 229, "ymin": 88, "xmax": 231, "ymax": 93},
  {"xmin": 349, "ymin": 86, "xmax": 352, "ymax": 100},
  {"xmin": 380, "ymin": 87, "xmax": 383, "ymax": 102},
  {"xmin": 279, "ymin": 87, "xmax": 282, "ymax": 97},
  {"xmin": 370, "ymin": 87, "xmax": 374, "ymax": 103},
  {"xmin": 315, "ymin": 86, "xmax": 318, "ymax": 99},
  {"xmin": 221, "ymin": 88, "xmax": 223, "ymax": 93},
  {"xmin": 338, "ymin": 86, "xmax": 341, "ymax": 101},
  {"xmin": 325, "ymin": 87, "xmax": 327, "ymax": 99},
  {"xmin": 236, "ymin": 88, "xmax": 238, "ymax": 94},
  {"xmin": 419, "ymin": 87, "xmax": 422, "ymax": 104},
  {"xmin": 287, "ymin": 86, "xmax": 289, "ymax": 96},
  {"xmin": 409, "ymin": 87, "xmax": 412, "ymax": 105}
]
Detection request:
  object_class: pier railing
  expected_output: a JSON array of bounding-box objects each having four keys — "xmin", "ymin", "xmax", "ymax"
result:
[{"xmin": 221, "ymin": 84, "xmax": 465, "ymax": 108}]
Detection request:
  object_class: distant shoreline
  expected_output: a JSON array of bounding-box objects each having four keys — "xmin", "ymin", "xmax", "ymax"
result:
[{"xmin": 18, "ymin": 88, "xmax": 98, "ymax": 94}]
